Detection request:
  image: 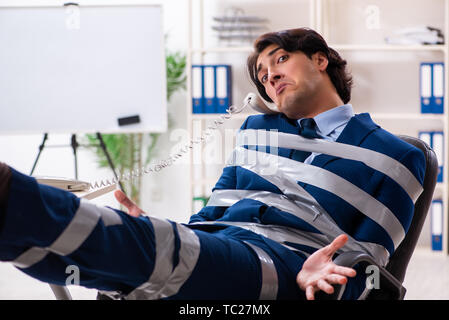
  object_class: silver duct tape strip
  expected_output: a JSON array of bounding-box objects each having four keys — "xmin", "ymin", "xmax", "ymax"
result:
[
  {"xmin": 244, "ymin": 242, "xmax": 278, "ymax": 300},
  {"xmin": 190, "ymin": 219, "xmax": 314, "ymax": 258},
  {"xmin": 236, "ymin": 129, "xmax": 423, "ymax": 203},
  {"xmin": 203, "ymin": 189, "xmax": 389, "ymax": 266},
  {"xmin": 210, "ymin": 179, "xmax": 372, "ymax": 256},
  {"xmin": 50, "ymin": 201, "xmax": 105, "ymax": 256},
  {"xmin": 192, "ymin": 218, "xmax": 328, "ymax": 250},
  {"xmin": 191, "ymin": 220, "xmax": 322, "ymax": 260},
  {"xmin": 230, "ymin": 147, "xmax": 405, "ymax": 250},
  {"xmin": 155, "ymin": 224, "xmax": 201, "ymax": 298},
  {"xmin": 97, "ymin": 205, "xmax": 123, "ymax": 227},
  {"xmin": 270, "ymin": 169, "xmax": 389, "ymax": 262},
  {"xmin": 12, "ymin": 247, "xmax": 48, "ymax": 269},
  {"xmin": 12, "ymin": 199, "xmax": 122, "ymax": 269},
  {"xmin": 126, "ymin": 217, "xmax": 176, "ymax": 300},
  {"xmin": 126, "ymin": 221, "xmax": 201, "ymax": 300},
  {"xmin": 191, "ymin": 219, "xmax": 388, "ymax": 267},
  {"xmin": 207, "ymin": 189, "xmax": 328, "ymax": 232}
]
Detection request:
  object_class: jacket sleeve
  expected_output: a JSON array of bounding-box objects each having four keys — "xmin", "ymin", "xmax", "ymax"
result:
[
  {"xmin": 0, "ymin": 168, "xmax": 160, "ymax": 294},
  {"xmin": 352, "ymin": 145, "xmax": 426, "ymax": 256}
]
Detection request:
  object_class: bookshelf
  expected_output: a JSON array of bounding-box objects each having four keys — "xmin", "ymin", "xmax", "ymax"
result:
[{"xmin": 186, "ymin": 0, "xmax": 449, "ymax": 254}]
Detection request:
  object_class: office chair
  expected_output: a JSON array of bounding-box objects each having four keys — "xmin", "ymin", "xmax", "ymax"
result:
[{"xmin": 319, "ymin": 135, "xmax": 439, "ymax": 300}]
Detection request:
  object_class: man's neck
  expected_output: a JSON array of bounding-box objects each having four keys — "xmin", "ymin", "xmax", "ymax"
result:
[{"xmin": 290, "ymin": 92, "xmax": 344, "ymax": 119}]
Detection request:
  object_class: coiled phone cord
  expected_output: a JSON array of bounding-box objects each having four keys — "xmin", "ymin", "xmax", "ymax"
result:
[{"xmin": 88, "ymin": 94, "xmax": 255, "ymax": 190}]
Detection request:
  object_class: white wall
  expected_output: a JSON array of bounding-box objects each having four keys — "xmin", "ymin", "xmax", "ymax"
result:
[{"xmin": 0, "ymin": 0, "xmax": 192, "ymax": 223}]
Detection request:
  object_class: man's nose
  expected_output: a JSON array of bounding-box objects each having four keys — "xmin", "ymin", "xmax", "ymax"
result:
[{"xmin": 269, "ymin": 71, "xmax": 282, "ymax": 87}]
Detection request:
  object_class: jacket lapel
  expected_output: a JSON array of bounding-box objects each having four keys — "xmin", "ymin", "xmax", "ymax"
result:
[
  {"xmin": 276, "ymin": 114, "xmax": 302, "ymax": 158},
  {"xmin": 310, "ymin": 113, "xmax": 380, "ymax": 168}
]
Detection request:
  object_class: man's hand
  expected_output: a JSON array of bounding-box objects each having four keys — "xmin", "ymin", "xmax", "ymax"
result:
[
  {"xmin": 296, "ymin": 234, "xmax": 357, "ymax": 300},
  {"xmin": 114, "ymin": 189, "xmax": 145, "ymax": 218}
]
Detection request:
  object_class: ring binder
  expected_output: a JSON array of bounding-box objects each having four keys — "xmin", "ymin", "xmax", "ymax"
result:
[
  {"xmin": 203, "ymin": 65, "xmax": 215, "ymax": 114},
  {"xmin": 431, "ymin": 200, "xmax": 443, "ymax": 251},
  {"xmin": 191, "ymin": 64, "xmax": 232, "ymax": 114},
  {"xmin": 192, "ymin": 65, "xmax": 204, "ymax": 114},
  {"xmin": 216, "ymin": 65, "xmax": 232, "ymax": 113},
  {"xmin": 419, "ymin": 131, "xmax": 444, "ymax": 182},
  {"xmin": 420, "ymin": 62, "xmax": 444, "ymax": 114}
]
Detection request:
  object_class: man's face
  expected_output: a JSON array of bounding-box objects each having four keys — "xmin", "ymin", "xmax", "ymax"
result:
[{"xmin": 256, "ymin": 44, "xmax": 327, "ymax": 119}]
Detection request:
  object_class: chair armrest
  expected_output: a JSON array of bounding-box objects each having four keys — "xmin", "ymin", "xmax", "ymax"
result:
[
  {"xmin": 316, "ymin": 251, "xmax": 406, "ymax": 300},
  {"xmin": 50, "ymin": 284, "xmax": 72, "ymax": 300}
]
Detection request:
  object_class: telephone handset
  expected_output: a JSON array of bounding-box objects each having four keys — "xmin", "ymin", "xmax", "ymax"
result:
[
  {"xmin": 34, "ymin": 176, "xmax": 118, "ymax": 200},
  {"xmin": 36, "ymin": 93, "xmax": 279, "ymax": 195},
  {"xmin": 35, "ymin": 176, "xmax": 90, "ymax": 192},
  {"xmin": 244, "ymin": 93, "xmax": 280, "ymax": 114}
]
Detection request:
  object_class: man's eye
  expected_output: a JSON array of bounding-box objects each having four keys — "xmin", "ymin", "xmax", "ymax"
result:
[{"xmin": 278, "ymin": 55, "xmax": 288, "ymax": 63}]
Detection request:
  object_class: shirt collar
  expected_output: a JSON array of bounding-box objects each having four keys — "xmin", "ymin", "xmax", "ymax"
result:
[{"xmin": 297, "ymin": 104, "xmax": 354, "ymax": 137}]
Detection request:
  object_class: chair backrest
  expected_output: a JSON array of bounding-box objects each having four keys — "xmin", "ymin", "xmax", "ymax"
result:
[{"xmin": 385, "ymin": 135, "xmax": 439, "ymax": 283}]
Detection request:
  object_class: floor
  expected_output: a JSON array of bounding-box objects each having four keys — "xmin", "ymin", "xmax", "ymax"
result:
[
  {"xmin": 0, "ymin": 246, "xmax": 448, "ymax": 300},
  {"xmin": 0, "ymin": 263, "xmax": 97, "ymax": 300},
  {"xmin": 402, "ymin": 247, "xmax": 449, "ymax": 300}
]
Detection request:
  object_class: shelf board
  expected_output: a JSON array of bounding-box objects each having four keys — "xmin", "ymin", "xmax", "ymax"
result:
[
  {"xmin": 434, "ymin": 183, "xmax": 446, "ymax": 198},
  {"xmin": 191, "ymin": 112, "xmax": 258, "ymax": 120},
  {"xmin": 189, "ymin": 44, "xmax": 446, "ymax": 54},
  {"xmin": 370, "ymin": 113, "xmax": 445, "ymax": 120},
  {"xmin": 191, "ymin": 112, "xmax": 444, "ymax": 121},
  {"xmin": 191, "ymin": 178, "xmax": 218, "ymax": 186},
  {"xmin": 190, "ymin": 46, "xmax": 253, "ymax": 54},
  {"xmin": 331, "ymin": 44, "xmax": 446, "ymax": 52}
]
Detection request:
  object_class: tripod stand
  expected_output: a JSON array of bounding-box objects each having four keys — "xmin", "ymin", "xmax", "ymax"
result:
[
  {"xmin": 30, "ymin": 132, "xmax": 124, "ymax": 191},
  {"xmin": 30, "ymin": 132, "xmax": 125, "ymax": 300}
]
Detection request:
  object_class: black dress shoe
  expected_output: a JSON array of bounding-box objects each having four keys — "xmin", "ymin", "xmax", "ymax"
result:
[{"xmin": 0, "ymin": 162, "xmax": 12, "ymax": 209}]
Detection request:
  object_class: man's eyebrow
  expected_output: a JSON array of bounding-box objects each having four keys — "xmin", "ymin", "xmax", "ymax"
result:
[{"xmin": 256, "ymin": 47, "xmax": 282, "ymax": 77}]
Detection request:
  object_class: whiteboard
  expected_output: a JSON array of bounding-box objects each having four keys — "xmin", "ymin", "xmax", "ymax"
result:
[{"xmin": 0, "ymin": 4, "xmax": 167, "ymax": 134}]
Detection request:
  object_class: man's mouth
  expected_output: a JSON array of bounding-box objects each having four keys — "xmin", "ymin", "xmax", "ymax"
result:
[{"xmin": 276, "ymin": 83, "xmax": 289, "ymax": 96}]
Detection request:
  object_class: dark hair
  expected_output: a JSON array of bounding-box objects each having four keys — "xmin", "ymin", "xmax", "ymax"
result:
[{"xmin": 247, "ymin": 28, "xmax": 353, "ymax": 104}]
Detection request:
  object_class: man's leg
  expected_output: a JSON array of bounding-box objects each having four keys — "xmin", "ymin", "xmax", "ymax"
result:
[
  {"xmin": 0, "ymin": 163, "xmax": 281, "ymax": 299},
  {"xmin": 169, "ymin": 227, "xmax": 304, "ymax": 300},
  {"xmin": 0, "ymin": 161, "xmax": 11, "ymax": 212},
  {"xmin": 0, "ymin": 164, "xmax": 166, "ymax": 294}
]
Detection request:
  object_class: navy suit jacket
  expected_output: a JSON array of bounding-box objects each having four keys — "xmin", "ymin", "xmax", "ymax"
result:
[{"xmin": 190, "ymin": 112, "xmax": 426, "ymax": 257}]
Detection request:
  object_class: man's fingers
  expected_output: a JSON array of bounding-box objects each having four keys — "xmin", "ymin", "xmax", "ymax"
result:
[
  {"xmin": 333, "ymin": 265, "xmax": 357, "ymax": 277},
  {"xmin": 114, "ymin": 190, "xmax": 144, "ymax": 217},
  {"xmin": 324, "ymin": 234, "xmax": 348, "ymax": 256},
  {"xmin": 330, "ymin": 234, "xmax": 348, "ymax": 251},
  {"xmin": 114, "ymin": 190, "xmax": 134, "ymax": 208},
  {"xmin": 114, "ymin": 189, "xmax": 126, "ymax": 203},
  {"xmin": 305, "ymin": 286, "xmax": 315, "ymax": 300},
  {"xmin": 317, "ymin": 279, "xmax": 334, "ymax": 294},
  {"xmin": 305, "ymin": 275, "xmax": 348, "ymax": 300},
  {"xmin": 326, "ymin": 274, "xmax": 348, "ymax": 285}
]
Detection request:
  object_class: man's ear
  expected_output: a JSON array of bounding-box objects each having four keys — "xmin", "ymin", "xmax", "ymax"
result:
[{"xmin": 312, "ymin": 52, "xmax": 329, "ymax": 72}]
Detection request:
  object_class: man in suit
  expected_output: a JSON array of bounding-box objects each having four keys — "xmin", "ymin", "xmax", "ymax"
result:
[
  {"xmin": 0, "ymin": 28, "xmax": 425, "ymax": 300},
  {"xmin": 188, "ymin": 27, "xmax": 425, "ymax": 299}
]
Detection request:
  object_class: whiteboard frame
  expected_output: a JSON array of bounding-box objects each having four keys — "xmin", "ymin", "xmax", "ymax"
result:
[{"xmin": 0, "ymin": 1, "xmax": 168, "ymax": 134}]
